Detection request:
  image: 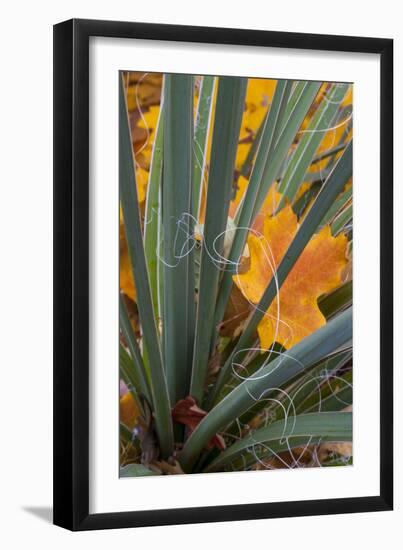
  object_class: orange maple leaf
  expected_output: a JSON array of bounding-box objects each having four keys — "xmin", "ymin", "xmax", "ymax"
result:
[{"xmin": 233, "ymin": 204, "xmax": 348, "ymax": 349}]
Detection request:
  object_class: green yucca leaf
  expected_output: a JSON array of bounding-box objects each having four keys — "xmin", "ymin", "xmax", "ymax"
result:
[
  {"xmin": 292, "ymin": 181, "xmax": 322, "ymax": 218},
  {"xmin": 302, "ymin": 370, "xmax": 352, "ymax": 413},
  {"xmin": 252, "ymin": 81, "xmax": 322, "ymax": 221},
  {"xmin": 228, "ymin": 436, "xmax": 330, "ymax": 471},
  {"xmin": 119, "ymin": 339, "xmax": 148, "ymax": 417},
  {"xmin": 279, "ymin": 81, "xmax": 305, "ymax": 126},
  {"xmin": 240, "ymin": 81, "xmax": 294, "ymax": 179},
  {"xmin": 319, "ymin": 186, "xmax": 352, "ymax": 229},
  {"xmin": 180, "ymin": 307, "xmax": 352, "ymax": 471},
  {"xmin": 204, "ymin": 412, "xmax": 352, "ymax": 472},
  {"xmin": 144, "ymin": 96, "xmax": 164, "ymax": 319},
  {"xmin": 312, "ymin": 142, "xmax": 348, "ymax": 165},
  {"xmin": 119, "ymin": 342, "xmax": 142, "ymax": 396},
  {"xmin": 162, "ymin": 74, "xmax": 195, "ymax": 403},
  {"xmin": 240, "ymin": 118, "xmax": 264, "ymax": 178},
  {"xmin": 277, "ymin": 83, "xmax": 349, "ymax": 208},
  {"xmin": 120, "ymin": 464, "xmax": 158, "ymax": 477},
  {"xmin": 227, "ymin": 349, "xmax": 351, "ymax": 434},
  {"xmin": 119, "ymin": 296, "xmax": 151, "ymax": 406},
  {"xmin": 319, "ymin": 281, "xmax": 352, "ymax": 319},
  {"xmin": 207, "ymin": 141, "xmax": 353, "ymax": 407},
  {"xmin": 120, "ymin": 422, "xmax": 134, "ymax": 446},
  {"xmin": 193, "ymin": 76, "xmax": 215, "ymax": 218},
  {"xmin": 214, "ymin": 81, "xmax": 291, "ymax": 332},
  {"xmin": 217, "ymin": 342, "xmax": 285, "ymax": 408},
  {"xmin": 332, "ymin": 204, "xmax": 353, "ymax": 235},
  {"xmin": 119, "ymin": 74, "xmax": 174, "ymax": 458},
  {"xmin": 272, "ymin": 80, "xmax": 295, "ymax": 144},
  {"xmin": 303, "ymin": 168, "xmax": 332, "ymax": 183},
  {"xmin": 190, "ymin": 76, "xmax": 247, "ymax": 404},
  {"xmin": 292, "ymin": 351, "xmax": 351, "ymax": 413}
]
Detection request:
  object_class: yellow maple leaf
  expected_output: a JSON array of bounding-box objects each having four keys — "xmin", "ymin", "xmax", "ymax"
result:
[
  {"xmin": 241, "ymin": 79, "xmax": 276, "ymax": 138},
  {"xmin": 135, "ymin": 166, "xmax": 148, "ymax": 204},
  {"xmin": 137, "ymin": 104, "xmax": 160, "ymax": 134},
  {"xmin": 307, "ymin": 84, "xmax": 353, "ymax": 174},
  {"xmin": 126, "ymin": 72, "xmax": 162, "ymax": 112},
  {"xmin": 235, "ymin": 79, "xmax": 277, "ymax": 171},
  {"xmin": 229, "ymin": 176, "xmax": 282, "ymax": 234},
  {"xmin": 135, "ymin": 105, "xmax": 161, "ymax": 170},
  {"xmin": 234, "ymin": 204, "xmax": 348, "ymax": 349}
]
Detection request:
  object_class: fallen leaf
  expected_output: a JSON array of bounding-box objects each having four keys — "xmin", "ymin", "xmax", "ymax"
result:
[
  {"xmin": 234, "ymin": 204, "xmax": 348, "ymax": 349},
  {"xmin": 120, "ymin": 224, "xmax": 136, "ymax": 302},
  {"xmin": 149, "ymin": 459, "xmax": 185, "ymax": 475},
  {"xmin": 126, "ymin": 72, "xmax": 162, "ymax": 112},
  {"xmin": 235, "ymin": 78, "xmax": 276, "ymax": 171},
  {"xmin": 229, "ymin": 177, "xmax": 282, "ymax": 234},
  {"xmin": 320, "ymin": 442, "xmax": 352, "ymax": 458},
  {"xmin": 307, "ymin": 84, "xmax": 352, "ymax": 174},
  {"xmin": 173, "ymin": 396, "xmax": 226, "ymax": 451},
  {"xmin": 120, "ymin": 392, "xmax": 141, "ymax": 430},
  {"xmin": 219, "ymin": 284, "xmax": 251, "ymax": 337}
]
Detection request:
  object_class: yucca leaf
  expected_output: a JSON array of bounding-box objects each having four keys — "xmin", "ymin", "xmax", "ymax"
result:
[
  {"xmin": 319, "ymin": 281, "xmax": 352, "ymax": 319},
  {"xmin": 180, "ymin": 307, "xmax": 352, "ymax": 471},
  {"xmin": 207, "ymin": 141, "xmax": 352, "ymax": 407},
  {"xmin": 271, "ymin": 80, "xmax": 295, "ymax": 144},
  {"xmin": 251, "ymin": 81, "xmax": 322, "ymax": 220},
  {"xmin": 292, "ymin": 350, "xmax": 351, "ymax": 413},
  {"xmin": 119, "ymin": 373, "xmax": 144, "ymax": 423},
  {"xmin": 157, "ymin": 211, "xmax": 164, "ymax": 339},
  {"xmin": 303, "ymin": 169, "xmax": 332, "ymax": 183},
  {"xmin": 204, "ymin": 412, "xmax": 352, "ymax": 472},
  {"xmin": 162, "ymin": 74, "xmax": 195, "ymax": 404},
  {"xmin": 119, "ymin": 296, "xmax": 151, "ymax": 406},
  {"xmin": 332, "ymin": 204, "xmax": 353, "ymax": 235},
  {"xmin": 119, "ymin": 74, "xmax": 174, "ymax": 458},
  {"xmin": 119, "ymin": 342, "xmax": 141, "ymax": 395},
  {"xmin": 221, "ymin": 346, "xmax": 285, "ymax": 437},
  {"xmin": 240, "ymin": 118, "xmax": 264, "ymax": 178},
  {"xmin": 277, "ymin": 83, "xmax": 349, "ymax": 208},
  {"xmin": 230, "ymin": 436, "xmax": 336, "ymax": 471},
  {"xmin": 220, "ymin": 346, "xmax": 281, "ymax": 399},
  {"xmin": 312, "ymin": 142, "xmax": 348, "ymax": 165},
  {"xmin": 119, "ymin": 338, "xmax": 148, "ymax": 418},
  {"xmin": 214, "ymin": 81, "xmax": 291, "ymax": 331},
  {"xmin": 120, "ymin": 464, "xmax": 158, "ymax": 477},
  {"xmin": 193, "ymin": 76, "xmax": 215, "ymax": 219},
  {"xmin": 240, "ymin": 80, "xmax": 294, "ymax": 179},
  {"xmin": 120, "ymin": 422, "xmax": 134, "ymax": 446},
  {"xmin": 302, "ymin": 370, "xmax": 352, "ymax": 413},
  {"xmin": 226, "ymin": 349, "xmax": 351, "ymax": 435},
  {"xmin": 292, "ymin": 181, "xmax": 322, "ymax": 218},
  {"xmin": 144, "ymin": 96, "xmax": 164, "ymax": 319},
  {"xmin": 279, "ymin": 81, "xmax": 305, "ymax": 128},
  {"xmin": 319, "ymin": 186, "xmax": 352, "ymax": 230},
  {"xmin": 190, "ymin": 76, "xmax": 247, "ymax": 403}
]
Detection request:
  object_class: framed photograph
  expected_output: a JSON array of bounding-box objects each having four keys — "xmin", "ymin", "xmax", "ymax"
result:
[{"xmin": 53, "ymin": 19, "xmax": 393, "ymax": 530}]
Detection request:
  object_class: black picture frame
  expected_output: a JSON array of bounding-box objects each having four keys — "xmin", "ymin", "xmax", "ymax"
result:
[{"xmin": 53, "ymin": 18, "xmax": 393, "ymax": 531}]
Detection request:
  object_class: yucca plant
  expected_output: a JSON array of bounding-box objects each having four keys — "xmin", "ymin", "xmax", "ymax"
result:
[{"xmin": 119, "ymin": 72, "xmax": 353, "ymax": 477}]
